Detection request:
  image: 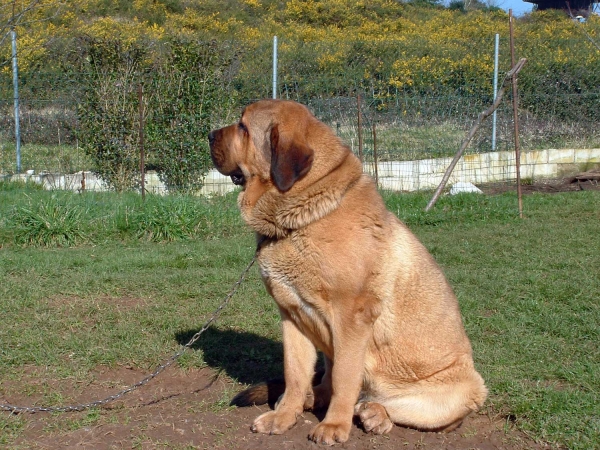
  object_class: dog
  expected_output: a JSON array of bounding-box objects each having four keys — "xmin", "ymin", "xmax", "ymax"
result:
[{"xmin": 208, "ymin": 99, "xmax": 487, "ymax": 445}]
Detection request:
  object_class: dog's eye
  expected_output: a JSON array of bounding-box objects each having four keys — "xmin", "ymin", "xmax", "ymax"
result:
[{"xmin": 238, "ymin": 122, "xmax": 248, "ymax": 133}]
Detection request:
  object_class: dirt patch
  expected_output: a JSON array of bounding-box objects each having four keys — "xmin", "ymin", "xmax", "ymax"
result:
[
  {"xmin": 3, "ymin": 365, "xmax": 550, "ymax": 449},
  {"xmin": 479, "ymin": 175, "xmax": 600, "ymax": 196},
  {"xmin": 47, "ymin": 295, "xmax": 148, "ymax": 310}
]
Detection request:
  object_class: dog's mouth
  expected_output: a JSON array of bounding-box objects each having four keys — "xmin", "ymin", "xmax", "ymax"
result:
[{"xmin": 230, "ymin": 170, "xmax": 246, "ymax": 187}]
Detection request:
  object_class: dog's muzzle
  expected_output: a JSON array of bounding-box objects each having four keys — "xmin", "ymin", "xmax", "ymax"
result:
[{"xmin": 208, "ymin": 129, "xmax": 246, "ymax": 187}]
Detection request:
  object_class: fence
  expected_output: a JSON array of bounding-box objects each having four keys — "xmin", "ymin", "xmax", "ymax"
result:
[{"xmin": 1, "ymin": 32, "xmax": 599, "ymax": 195}]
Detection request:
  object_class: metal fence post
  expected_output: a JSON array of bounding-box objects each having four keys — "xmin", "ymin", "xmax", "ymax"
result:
[
  {"xmin": 11, "ymin": 28, "xmax": 21, "ymax": 173},
  {"xmin": 492, "ymin": 33, "xmax": 499, "ymax": 151},
  {"xmin": 272, "ymin": 36, "xmax": 278, "ymax": 99}
]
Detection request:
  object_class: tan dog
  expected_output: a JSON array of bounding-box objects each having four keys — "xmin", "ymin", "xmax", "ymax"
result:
[{"xmin": 208, "ymin": 100, "xmax": 487, "ymax": 445}]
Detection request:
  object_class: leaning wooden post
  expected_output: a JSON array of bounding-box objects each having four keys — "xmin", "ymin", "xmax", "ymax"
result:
[
  {"xmin": 509, "ymin": 10, "xmax": 524, "ymax": 219},
  {"xmin": 425, "ymin": 59, "xmax": 527, "ymax": 212}
]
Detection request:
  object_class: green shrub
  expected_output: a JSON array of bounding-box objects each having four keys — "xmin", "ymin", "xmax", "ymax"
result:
[
  {"xmin": 74, "ymin": 37, "xmax": 149, "ymax": 192},
  {"xmin": 145, "ymin": 38, "xmax": 238, "ymax": 194},
  {"xmin": 114, "ymin": 193, "xmax": 243, "ymax": 242},
  {"xmin": 71, "ymin": 35, "xmax": 238, "ymax": 194}
]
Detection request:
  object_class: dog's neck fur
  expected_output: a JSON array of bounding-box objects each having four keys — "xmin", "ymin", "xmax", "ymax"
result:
[{"xmin": 238, "ymin": 152, "xmax": 363, "ymax": 239}]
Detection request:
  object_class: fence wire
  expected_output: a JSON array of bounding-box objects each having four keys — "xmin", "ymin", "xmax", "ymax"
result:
[{"xmin": 1, "ymin": 34, "xmax": 598, "ymax": 194}]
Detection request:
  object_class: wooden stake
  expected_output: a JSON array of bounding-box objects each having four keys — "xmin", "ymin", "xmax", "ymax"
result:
[
  {"xmin": 510, "ymin": 10, "xmax": 524, "ymax": 219},
  {"xmin": 357, "ymin": 94, "xmax": 363, "ymax": 163},
  {"xmin": 372, "ymin": 123, "xmax": 379, "ymax": 187},
  {"xmin": 138, "ymin": 84, "xmax": 146, "ymax": 201}
]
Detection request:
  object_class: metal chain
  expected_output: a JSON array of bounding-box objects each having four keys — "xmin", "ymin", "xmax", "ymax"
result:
[{"xmin": 0, "ymin": 252, "xmax": 257, "ymax": 414}]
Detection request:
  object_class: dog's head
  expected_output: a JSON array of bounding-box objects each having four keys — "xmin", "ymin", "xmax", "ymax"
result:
[
  {"xmin": 209, "ymin": 100, "xmax": 363, "ymax": 236},
  {"xmin": 209, "ymin": 100, "xmax": 332, "ymax": 193}
]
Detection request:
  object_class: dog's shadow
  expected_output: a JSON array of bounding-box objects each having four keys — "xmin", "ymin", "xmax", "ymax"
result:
[
  {"xmin": 176, "ymin": 327, "xmax": 326, "ymax": 418},
  {"xmin": 175, "ymin": 327, "xmax": 284, "ymax": 385}
]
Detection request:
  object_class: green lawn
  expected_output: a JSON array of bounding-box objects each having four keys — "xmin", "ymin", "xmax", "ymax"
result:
[
  {"xmin": 0, "ymin": 142, "xmax": 91, "ymax": 175},
  {"xmin": 0, "ymin": 183, "xmax": 598, "ymax": 448}
]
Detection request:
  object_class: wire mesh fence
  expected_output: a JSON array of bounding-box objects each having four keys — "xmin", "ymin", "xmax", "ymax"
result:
[{"xmin": 0, "ymin": 33, "xmax": 598, "ymax": 194}]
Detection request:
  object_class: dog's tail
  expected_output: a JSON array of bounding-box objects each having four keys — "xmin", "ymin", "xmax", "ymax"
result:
[
  {"xmin": 230, "ymin": 379, "xmax": 285, "ymax": 407},
  {"xmin": 230, "ymin": 369, "xmax": 325, "ymax": 407}
]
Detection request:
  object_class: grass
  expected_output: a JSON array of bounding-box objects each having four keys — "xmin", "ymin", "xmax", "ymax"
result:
[
  {"xmin": 337, "ymin": 121, "xmax": 466, "ymax": 161},
  {"xmin": 0, "ymin": 181, "xmax": 243, "ymax": 246},
  {"xmin": 0, "ymin": 184, "xmax": 598, "ymax": 448},
  {"xmin": 0, "ymin": 142, "xmax": 91, "ymax": 175},
  {"xmin": 334, "ymin": 118, "xmax": 600, "ymax": 163},
  {"xmin": 0, "ymin": 414, "xmax": 25, "ymax": 446},
  {"xmin": 414, "ymin": 193, "xmax": 600, "ymax": 448}
]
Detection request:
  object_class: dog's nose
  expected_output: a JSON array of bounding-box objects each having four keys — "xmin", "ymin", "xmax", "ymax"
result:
[{"xmin": 208, "ymin": 130, "xmax": 216, "ymax": 146}]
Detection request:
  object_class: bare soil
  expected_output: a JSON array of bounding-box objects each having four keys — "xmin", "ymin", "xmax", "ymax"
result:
[
  {"xmin": 479, "ymin": 175, "xmax": 600, "ymax": 195},
  {"xmin": 3, "ymin": 365, "xmax": 551, "ymax": 450}
]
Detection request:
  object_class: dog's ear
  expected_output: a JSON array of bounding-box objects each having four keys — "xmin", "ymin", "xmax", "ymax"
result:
[{"xmin": 270, "ymin": 124, "xmax": 314, "ymax": 192}]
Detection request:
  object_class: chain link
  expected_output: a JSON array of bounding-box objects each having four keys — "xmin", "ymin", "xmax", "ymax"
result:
[{"xmin": 0, "ymin": 252, "xmax": 257, "ymax": 414}]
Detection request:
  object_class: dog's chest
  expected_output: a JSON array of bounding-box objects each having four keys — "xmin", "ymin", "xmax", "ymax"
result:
[
  {"xmin": 259, "ymin": 254, "xmax": 321, "ymax": 313},
  {"xmin": 258, "ymin": 238, "xmax": 332, "ymax": 350}
]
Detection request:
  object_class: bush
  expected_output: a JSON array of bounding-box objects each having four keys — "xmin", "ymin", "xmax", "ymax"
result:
[
  {"xmin": 74, "ymin": 36, "xmax": 148, "ymax": 192},
  {"xmin": 114, "ymin": 192, "xmax": 243, "ymax": 242},
  {"xmin": 0, "ymin": 178, "xmax": 44, "ymax": 192},
  {"xmin": 1, "ymin": 188, "xmax": 244, "ymax": 248},
  {"xmin": 69, "ymin": 34, "xmax": 238, "ymax": 193},
  {"xmin": 145, "ymin": 38, "xmax": 239, "ymax": 193}
]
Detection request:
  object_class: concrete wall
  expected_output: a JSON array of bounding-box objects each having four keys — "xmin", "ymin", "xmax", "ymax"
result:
[
  {"xmin": 368, "ymin": 148, "xmax": 600, "ymax": 191},
  {"xmin": 6, "ymin": 170, "xmax": 235, "ymax": 196},
  {"xmin": 7, "ymin": 148, "xmax": 600, "ymax": 194}
]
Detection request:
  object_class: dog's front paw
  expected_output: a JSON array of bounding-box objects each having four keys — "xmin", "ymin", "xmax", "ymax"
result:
[
  {"xmin": 251, "ymin": 410, "xmax": 298, "ymax": 435},
  {"xmin": 354, "ymin": 402, "xmax": 393, "ymax": 435},
  {"xmin": 308, "ymin": 421, "xmax": 351, "ymax": 445}
]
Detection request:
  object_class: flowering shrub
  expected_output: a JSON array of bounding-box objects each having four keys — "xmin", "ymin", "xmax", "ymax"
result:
[{"xmin": 0, "ymin": 0, "xmax": 597, "ymax": 150}]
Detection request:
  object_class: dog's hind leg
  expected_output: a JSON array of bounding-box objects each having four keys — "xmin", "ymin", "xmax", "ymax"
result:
[
  {"xmin": 354, "ymin": 402, "xmax": 394, "ymax": 435},
  {"xmin": 304, "ymin": 355, "xmax": 332, "ymax": 411},
  {"xmin": 357, "ymin": 367, "xmax": 487, "ymax": 433}
]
